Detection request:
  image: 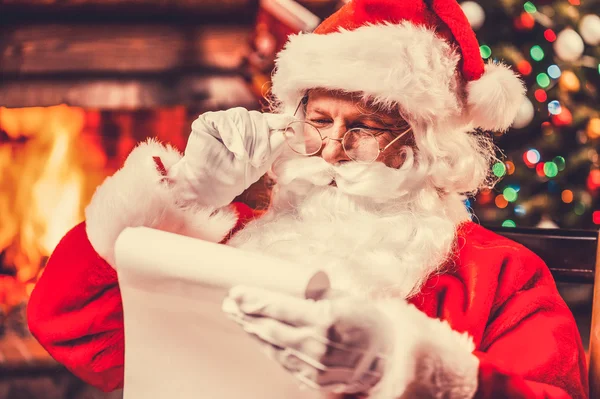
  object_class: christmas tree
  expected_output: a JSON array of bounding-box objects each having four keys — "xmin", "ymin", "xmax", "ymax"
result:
[{"xmin": 462, "ymin": 0, "xmax": 600, "ymax": 229}]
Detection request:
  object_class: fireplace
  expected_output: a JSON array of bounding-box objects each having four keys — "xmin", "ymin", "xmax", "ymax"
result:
[
  {"xmin": 0, "ymin": 107, "xmax": 272, "ymax": 397},
  {"xmin": 0, "ymin": 106, "xmax": 189, "ymax": 303},
  {"xmin": 0, "ymin": 0, "xmax": 268, "ymax": 396}
]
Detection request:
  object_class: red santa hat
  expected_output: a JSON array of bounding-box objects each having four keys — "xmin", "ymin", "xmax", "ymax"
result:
[{"xmin": 271, "ymin": 0, "xmax": 525, "ymax": 131}]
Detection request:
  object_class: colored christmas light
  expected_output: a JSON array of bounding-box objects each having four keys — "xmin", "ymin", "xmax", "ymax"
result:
[
  {"xmin": 544, "ymin": 29, "xmax": 557, "ymax": 42},
  {"xmin": 478, "ymin": 189, "xmax": 493, "ymax": 205},
  {"xmin": 594, "ymin": 211, "xmax": 600, "ymax": 225},
  {"xmin": 479, "ymin": 45, "xmax": 492, "ymax": 59},
  {"xmin": 553, "ymin": 156, "xmax": 566, "ymax": 171},
  {"xmin": 548, "ymin": 100, "xmax": 562, "ymax": 115},
  {"xmin": 547, "ymin": 65, "xmax": 561, "ymax": 79},
  {"xmin": 495, "ymin": 195, "xmax": 509, "ymax": 209},
  {"xmin": 523, "ymin": 155, "xmax": 535, "ymax": 168},
  {"xmin": 502, "ymin": 220, "xmax": 517, "ymax": 228},
  {"xmin": 492, "ymin": 162, "xmax": 507, "ymax": 177},
  {"xmin": 523, "ymin": 2, "xmax": 537, "ymax": 13},
  {"xmin": 530, "ymin": 45, "xmax": 544, "ymax": 61},
  {"xmin": 534, "ymin": 89, "xmax": 547, "ymax": 102},
  {"xmin": 536, "ymin": 73, "xmax": 550, "ymax": 88},
  {"xmin": 587, "ymin": 170, "xmax": 600, "ymax": 191},
  {"xmin": 503, "ymin": 187, "xmax": 518, "ymax": 202},
  {"xmin": 525, "ymin": 149, "xmax": 541, "ymax": 164},
  {"xmin": 515, "ymin": 205, "xmax": 526, "ymax": 216},
  {"xmin": 517, "ymin": 60, "xmax": 532, "ymax": 75},
  {"xmin": 568, "ymin": 0, "xmax": 580, "ymax": 5},
  {"xmin": 561, "ymin": 190, "xmax": 574, "ymax": 203},
  {"xmin": 559, "ymin": 71, "xmax": 580, "ymax": 92},
  {"xmin": 544, "ymin": 162, "xmax": 559, "ymax": 177},
  {"xmin": 587, "ymin": 118, "xmax": 600, "ymax": 139},
  {"xmin": 574, "ymin": 202, "xmax": 586, "ymax": 216},
  {"xmin": 519, "ymin": 12, "xmax": 535, "ymax": 30},
  {"xmin": 536, "ymin": 163, "xmax": 546, "ymax": 177},
  {"xmin": 551, "ymin": 107, "xmax": 572, "ymax": 126},
  {"xmin": 506, "ymin": 161, "xmax": 516, "ymax": 175}
]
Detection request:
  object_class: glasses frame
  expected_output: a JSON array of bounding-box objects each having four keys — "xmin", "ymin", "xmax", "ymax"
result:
[{"xmin": 283, "ymin": 97, "xmax": 412, "ymax": 164}]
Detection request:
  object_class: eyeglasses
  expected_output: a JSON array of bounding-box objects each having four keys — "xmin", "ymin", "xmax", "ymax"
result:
[{"xmin": 282, "ymin": 121, "xmax": 412, "ymax": 164}]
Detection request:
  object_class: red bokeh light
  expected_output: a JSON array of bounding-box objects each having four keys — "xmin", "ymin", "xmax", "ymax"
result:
[
  {"xmin": 544, "ymin": 29, "xmax": 557, "ymax": 42},
  {"xmin": 520, "ymin": 12, "xmax": 535, "ymax": 30},
  {"xmin": 534, "ymin": 89, "xmax": 548, "ymax": 102},
  {"xmin": 517, "ymin": 60, "xmax": 533, "ymax": 76},
  {"xmin": 536, "ymin": 163, "xmax": 546, "ymax": 177},
  {"xmin": 551, "ymin": 108, "xmax": 573, "ymax": 126},
  {"xmin": 587, "ymin": 170, "xmax": 600, "ymax": 191}
]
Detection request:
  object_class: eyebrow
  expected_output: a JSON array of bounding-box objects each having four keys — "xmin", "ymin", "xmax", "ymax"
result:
[
  {"xmin": 356, "ymin": 115, "xmax": 394, "ymax": 125},
  {"xmin": 306, "ymin": 107, "xmax": 405, "ymax": 129},
  {"xmin": 308, "ymin": 108, "xmax": 387, "ymax": 121},
  {"xmin": 305, "ymin": 107, "xmax": 328, "ymax": 116}
]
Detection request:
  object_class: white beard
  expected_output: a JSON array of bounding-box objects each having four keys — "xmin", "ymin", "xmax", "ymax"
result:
[{"xmin": 228, "ymin": 150, "xmax": 471, "ymax": 299}]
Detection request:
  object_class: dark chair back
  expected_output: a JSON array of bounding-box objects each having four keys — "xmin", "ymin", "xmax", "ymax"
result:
[{"xmin": 488, "ymin": 226, "xmax": 600, "ymax": 397}]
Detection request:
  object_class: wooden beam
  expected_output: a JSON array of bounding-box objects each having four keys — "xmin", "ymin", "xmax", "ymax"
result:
[
  {"xmin": 0, "ymin": 75, "xmax": 259, "ymax": 110},
  {"xmin": 0, "ymin": 0, "xmax": 256, "ymax": 17},
  {"xmin": 0, "ymin": 25, "xmax": 252, "ymax": 75},
  {"xmin": 0, "ymin": 0, "xmax": 250, "ymax": 7}
]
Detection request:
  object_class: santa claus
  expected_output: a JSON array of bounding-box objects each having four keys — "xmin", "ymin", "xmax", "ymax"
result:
[{"xmin": 27, "ymin": 0, "xmax": 588, "ymax": 398}]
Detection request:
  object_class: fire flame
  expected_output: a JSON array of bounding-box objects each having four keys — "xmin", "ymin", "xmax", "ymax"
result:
[
  {"xmin": 0, "ymin": 105, "xmax": 187, "ymax": 309},
  {"xmin": 0, "ymin": 105, "xmax": 101, "ymax": 284}
]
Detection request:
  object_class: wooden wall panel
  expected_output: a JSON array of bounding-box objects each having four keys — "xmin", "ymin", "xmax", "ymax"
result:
[
  {"xmin": 0, "ymin": 0, "xmax": 256, "ymax": 16},
  {"xmin": 0, "ymin": 25, "xmax": 252, "ymax": 75}
]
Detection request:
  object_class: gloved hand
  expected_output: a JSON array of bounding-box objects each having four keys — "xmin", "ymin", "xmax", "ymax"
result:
[
  {"xmin": 222, "ymin": 286, "xmax": 392, "ymax": 395},
  {"xmin": 168, "ymin": 108, "xmax": 296, "ymax": 208}
]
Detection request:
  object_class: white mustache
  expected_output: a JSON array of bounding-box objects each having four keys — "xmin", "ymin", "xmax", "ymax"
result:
[{"xmin": 271, "ymin": 149, "xmax": 420, "ymax": 202}]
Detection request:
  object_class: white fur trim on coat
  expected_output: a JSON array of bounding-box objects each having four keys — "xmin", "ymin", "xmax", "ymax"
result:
[
  {"xmin": 369, "ymin": 300, "xmax": 479, "ymax": 399},
  {"xmin": 85, "ymin": 139, "xmax": 238, "ymax": 268},
  {"xmin": 271, "ymin": 22, "xmax": 463, "ymax": 124}
]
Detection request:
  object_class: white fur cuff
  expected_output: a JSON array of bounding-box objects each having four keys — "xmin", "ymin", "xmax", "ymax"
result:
[
  {"xmin": 370, "ymin": 300, "xmax": 479, "ymax": 399},
  {"xmin": 85, "ymin": 139, "xmax": 238, "ymax": 268}
]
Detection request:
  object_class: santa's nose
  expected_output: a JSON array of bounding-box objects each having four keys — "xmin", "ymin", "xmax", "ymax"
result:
[{"xmin": 320, "ymin": 128, "xmax": 350, "ymax": 165}]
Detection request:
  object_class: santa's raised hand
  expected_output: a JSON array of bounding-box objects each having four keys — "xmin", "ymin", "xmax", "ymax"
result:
[{"xmin": 168, "ymin": 108, "xmax": 295, "ymax": 208}]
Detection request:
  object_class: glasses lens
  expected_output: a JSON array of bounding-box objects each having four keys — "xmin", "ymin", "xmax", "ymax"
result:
[
  {"xmin": 284, "ymin": 121, "xmax": 323, "ymax": 155},
  {"xmin": 342, "ymin": 129, "xmax": 380, "ymax": 163}
]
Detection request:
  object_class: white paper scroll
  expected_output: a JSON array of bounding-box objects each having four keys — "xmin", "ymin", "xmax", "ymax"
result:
[{"xmin": 114, "ymin": 226, "xmax": 330, "ymax": 399}]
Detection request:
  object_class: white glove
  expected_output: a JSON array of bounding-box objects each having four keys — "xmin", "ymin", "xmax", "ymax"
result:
[
  {"xmin": 168, "ymin": 108, "xmax": 296, "ymax": 208},
  {"xmin": 222, "ymin": 286, "xmax": 393, "ymax": 395}
]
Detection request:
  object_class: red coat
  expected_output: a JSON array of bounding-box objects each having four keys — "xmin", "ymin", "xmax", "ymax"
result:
[
  {"xmin": 27, "ymin": 209, "xmax": 588, "ymax": 398},
  {"xmin": 26, "ymin": 142, "xmax": 588, "ymax": 398}
]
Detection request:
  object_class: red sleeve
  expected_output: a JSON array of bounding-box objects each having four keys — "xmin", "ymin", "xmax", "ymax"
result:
[
  {"xmin": 27, "ymin": 202, "xmax": 261, "ymax": 393},
  {"xmin": 27, "ymin": 222, "xmax": 125, "ymax": 392},
  {"xmin": 473, "ymin": 249, "xmax": 588, "ymax": 399}
]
